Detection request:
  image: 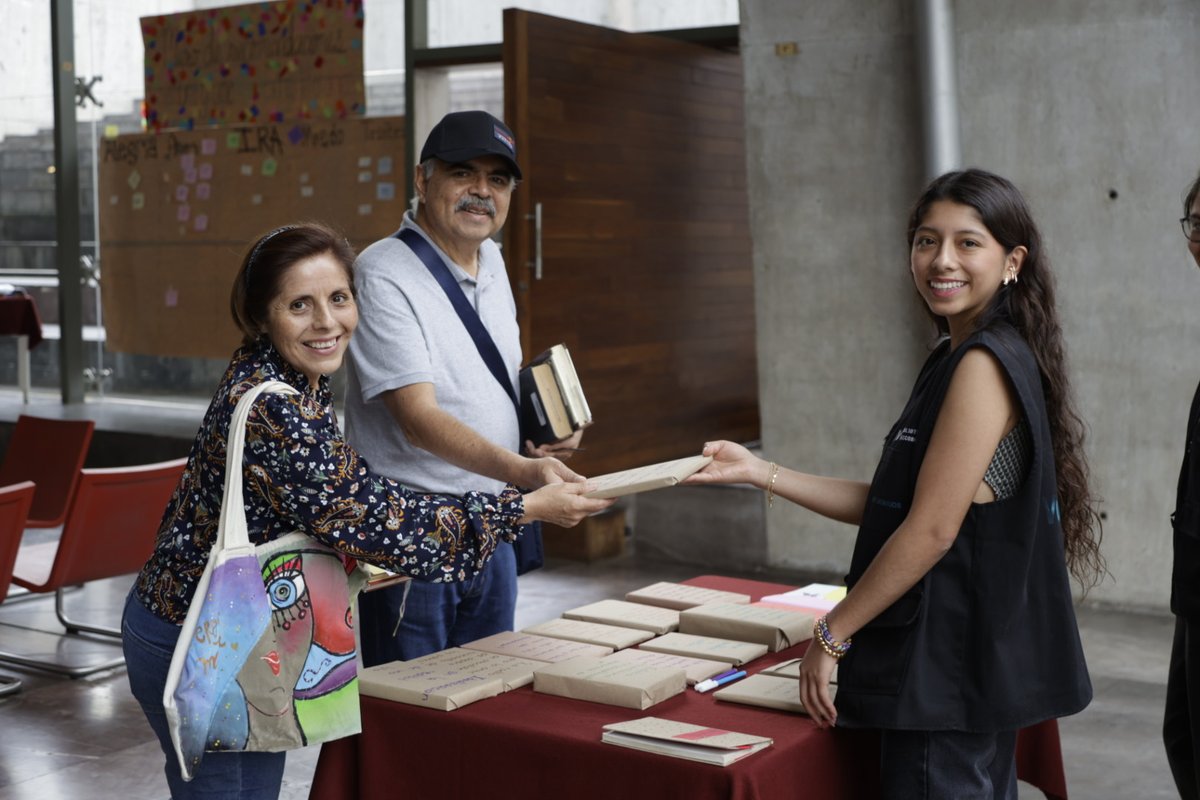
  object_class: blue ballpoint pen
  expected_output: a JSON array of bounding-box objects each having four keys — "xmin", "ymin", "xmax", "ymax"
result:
[{"xmin": 694, "ymin": 670, "xmax": 748, "ymax": 693}]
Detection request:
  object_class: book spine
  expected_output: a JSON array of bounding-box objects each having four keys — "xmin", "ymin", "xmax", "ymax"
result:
[{"xmin": 549, "ymin": 346, "xmax": 592, "ymax": 427}]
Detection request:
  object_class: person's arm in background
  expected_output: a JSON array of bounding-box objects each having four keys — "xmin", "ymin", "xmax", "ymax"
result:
[{"xmin": 383, "ymin": 383, "xmax": 581, "ymax": 488}]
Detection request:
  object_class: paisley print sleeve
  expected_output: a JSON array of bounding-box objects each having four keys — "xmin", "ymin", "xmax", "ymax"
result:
[{"xmin": 241, "ymin": 390, "xmax": 525, "ymax": 583}]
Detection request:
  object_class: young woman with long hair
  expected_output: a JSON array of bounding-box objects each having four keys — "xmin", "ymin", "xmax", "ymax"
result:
[{"xmin": 689, "ymin": 169, "xmax": 1103, "ymax": 798}]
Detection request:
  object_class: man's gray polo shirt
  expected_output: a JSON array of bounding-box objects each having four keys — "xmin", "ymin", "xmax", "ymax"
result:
[{"xmin": 344, "ymin": 211, "xmax": 521, "ymax": 496}]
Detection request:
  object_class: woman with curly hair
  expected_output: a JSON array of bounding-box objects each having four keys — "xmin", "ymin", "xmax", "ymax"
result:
[{"xmin": 689, "ymin": 169, "xmax": 1103, "ymax": 798}]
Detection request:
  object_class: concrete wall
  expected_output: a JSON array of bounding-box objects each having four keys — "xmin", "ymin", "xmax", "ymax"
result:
[{"xmin": 740, "ymin": 0, "xmax": 1200, "ymax": 612}]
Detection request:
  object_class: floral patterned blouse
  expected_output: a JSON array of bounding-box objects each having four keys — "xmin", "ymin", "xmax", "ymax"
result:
[{"xmin": 134, "ymin": 339, "xmax": 525, "ymax": 625}]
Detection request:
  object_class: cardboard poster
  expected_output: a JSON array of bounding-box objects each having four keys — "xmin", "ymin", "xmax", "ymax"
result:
[
  {"xmin": 97, "ymin": 116, "xmax": 406, "ymax": 358},
  {"xmin": 141, "ymin": 0, "xmax": 365, "ymax": 132}
]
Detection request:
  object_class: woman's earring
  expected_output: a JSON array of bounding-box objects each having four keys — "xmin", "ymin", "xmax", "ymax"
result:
[{"xmin": 1002, "ymin": 272, "xmax": 1012, "ymax": 286}]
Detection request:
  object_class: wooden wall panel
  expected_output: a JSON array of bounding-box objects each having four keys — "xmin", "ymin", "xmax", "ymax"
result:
[{"xmin": 504, "ymin": 11, "xmax": 759, "ymax": 477}]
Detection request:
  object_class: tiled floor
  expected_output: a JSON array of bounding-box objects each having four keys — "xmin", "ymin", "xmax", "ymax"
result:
[{"xmin": 0, "ymin": 545, "xmax": 1182, "ymax": 800}]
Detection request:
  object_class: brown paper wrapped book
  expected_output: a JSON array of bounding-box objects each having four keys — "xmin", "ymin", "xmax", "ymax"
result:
[
  {"xmin": 678, "ymin": 602, "xmax": 814, "ymax": 652},
  {"xmin": 461, "ymin": 631, "xmax": 613, "ymax": 662},
  {"xmin": 583, "ymin": 455, "xmax": 712, "ymax": 499},
  {"xmin": 601, "ymin": 648, "xmax": 732, "ymax": 685},
  {"xmin": 533, "ymin": 656, "xmax": 686, "ymax": 709},
  {"xmin": 624, "ymin": 581, "xmax": 751, "ymax": 610},
  {"xmin": 522, "ymin": 618, "xmax": 655, "ymax": 650},
  {"xmin": 562, "ymin": 599, "xmax": 680, "ymax": 634},
  {"xmin": 637, "ymin": 631, "xmax": 768, "ymax": 666},
  {"xmin": 359, "ymin": 648, "xmax": 543, "ymax": 710},
  {"xmin": 759, "ymin": 657, "xmax": 838, "ymax": 683},
  {"xmin": 713, "ymin": 672, "xmax": 836, "ymax": 715}
]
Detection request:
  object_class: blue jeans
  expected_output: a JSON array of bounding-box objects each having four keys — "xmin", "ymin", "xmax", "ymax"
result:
[
  {"xmin": 358, "ymin": 540, "xmax": 517, "ymax": 665},
  {"xmin": 879, "ymin": 729, "xmax": 1017, "ymax": 800},
  {"xmin": 121, "ymin": 591, "xmax": 286, "ymax": 800}
]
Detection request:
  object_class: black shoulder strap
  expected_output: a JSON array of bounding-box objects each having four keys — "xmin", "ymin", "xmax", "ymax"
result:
[{"xmin": 396, "ymin": 228, "xmax": 520, "ymax": 414}]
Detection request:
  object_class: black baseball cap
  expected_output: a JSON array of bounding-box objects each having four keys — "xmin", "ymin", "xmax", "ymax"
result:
[{"xmin": 419, "ymin": 110, "xmax": 522, "ymax": 180}]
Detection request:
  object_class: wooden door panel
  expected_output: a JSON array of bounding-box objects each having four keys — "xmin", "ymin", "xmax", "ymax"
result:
[{"xmin": 504, "ymin": 10, "xmax": 758, "ymax": 476}]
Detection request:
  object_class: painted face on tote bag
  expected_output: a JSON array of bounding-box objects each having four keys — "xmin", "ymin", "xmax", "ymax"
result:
[{"xmin": 236, "ymin": 546, "xmax": 357, "ymax": 738}]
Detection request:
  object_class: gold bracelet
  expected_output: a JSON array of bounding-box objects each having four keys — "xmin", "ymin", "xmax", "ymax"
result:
[{"xmin": 765, "ymin": 462, "xmax": 780, "ymax": 508}]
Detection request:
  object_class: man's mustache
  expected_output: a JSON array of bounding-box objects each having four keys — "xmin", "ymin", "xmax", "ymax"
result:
[{"xmin": 456, "ymin": 196, "xmax": 496, "ymax": 217}]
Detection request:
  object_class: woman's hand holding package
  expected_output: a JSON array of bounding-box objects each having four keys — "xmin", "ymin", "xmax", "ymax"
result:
[{"xmin": 520, "ymin": 481, "xmax": 614, "ymax": 527}]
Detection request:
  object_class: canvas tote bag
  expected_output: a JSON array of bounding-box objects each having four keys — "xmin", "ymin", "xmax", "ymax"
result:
[{"xmin": 163, "ymin": 380, "xmax": 367, "ymax": 781}]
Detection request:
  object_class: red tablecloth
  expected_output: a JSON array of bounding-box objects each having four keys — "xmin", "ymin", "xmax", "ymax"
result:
[
  {"xmin": 0, "ymin": 295, "xmax": 43, "ymax": 348},
  {"xmin": 311, "ymin": 575, "xmax": 1068, "ymax": 800}
]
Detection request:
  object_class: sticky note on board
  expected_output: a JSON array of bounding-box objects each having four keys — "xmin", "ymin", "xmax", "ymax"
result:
[
  {"xmin": 199, "ymin": 163, "xmax": 213, "ymax": 180},
  {"xmin": 180, "ymin": 153, "xmax": 195, "ymax": 171},
  {"xmin": 358, "ymin": 203, "xmax": 372, "ymax": 215},
  {"xmin": 174, "ymin": 185, "xmax": 188, "ymax": 202},
  {"xmin": 376, "ymin": 182, "xmax": 395, "ymax": 201},
  {"xmin": 193, "ymin": 214, "xmax": 208, "ymax": 232},
  {"xmin": 226, "ymin": 132, "xmax": 241, "ymax": 149},
  {"xmin": 299, "ymin": 172, "xmax": 310, "ymax": 183},
  {"xmin": 240, "ymin": 164, "xmax": 253, "ymax": 177},
  {"xmin": 165, "ymin": 286, "xmax": 178, "ymax": 307},
  {"xmin": 300, "ymin": 185, "xmax": 314, "ymax": 198},
  {"xmin": 109, "ymin": 194, "xmax": 118, "ymax": 205},
  {"xmin": 252, "ymin": 194, "xmax": 263, "ymax": 205},
  {"xmin": 262, "ymin": 158, "xmax": 278, "ymax": 177},
  {"xmin": 201, "ymin": 138, "xmax": 217, "ymax": 155},
  {"xmin": 377, "ymin": 156, "xmax": 393, "ymax": 175},
  {"xmin": 131, "ymin": 193, "xmax": 145, "ymax": 210},
  {"xmin": 127, "ymin": 170, "xmax": 141, "ymax": 190},
  {"xmin": 357, "ymin": 155, "xmax": 371, "ymax": 168},
  {"xmin": 184, "ymin": 169, "xmax": 197, "ymax": 184},
  {"xmin": 176, "ymin": 204, "xmax": 190, "ymax": 222},
  {"xmin": 357, "ymin": 170, "xmax": 372, "ymax": 183},
  {"xmin": 196, "ymin": 183, "xmax": 211, "ymax": 200},
  {"xmin": 104, "ymin": 125, "xmax": 120, "ymax": 139}
]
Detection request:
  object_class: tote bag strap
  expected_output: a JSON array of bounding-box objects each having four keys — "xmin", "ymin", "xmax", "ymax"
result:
[{"xmin": 212, "ymin": 380, "xmax": 299, "ymax": 553}]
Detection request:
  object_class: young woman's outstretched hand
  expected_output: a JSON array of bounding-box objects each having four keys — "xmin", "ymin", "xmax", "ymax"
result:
[{"xmin": 683, "ymin": 440, "xmax": 771, "ymax": 489}]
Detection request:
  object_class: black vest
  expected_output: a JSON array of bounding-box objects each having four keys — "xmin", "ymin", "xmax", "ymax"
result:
[
  {"xmin": 835, "ymin": 324, "xmax": 1092, "ymax": 731},
  {"xmin": 1171, "ymin": 381, "xmax": 1200, "ymax": 619}
]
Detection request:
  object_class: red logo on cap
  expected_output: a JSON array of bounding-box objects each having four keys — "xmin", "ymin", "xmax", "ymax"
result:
[{"xmin": 493, "ymin": 125, "xmax": 515, "ymax": 154}]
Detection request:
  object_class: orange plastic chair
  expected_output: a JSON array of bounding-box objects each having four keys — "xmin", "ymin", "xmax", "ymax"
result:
[
  {"xmin": 0, "ymin": 415, "xmax": 95, "ymax": 529},
  {"xmin": 0, "ymin": 481, "xmax": 35, "ymax": 695},
  {"xmin": 1, "ymin": 457, "xmax": 186, "ymax": 677}
]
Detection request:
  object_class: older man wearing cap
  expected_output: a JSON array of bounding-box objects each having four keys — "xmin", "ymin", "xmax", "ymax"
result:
[{"xmin": 345, "ymin": 110, "xmax": 588, "ymax": 665}]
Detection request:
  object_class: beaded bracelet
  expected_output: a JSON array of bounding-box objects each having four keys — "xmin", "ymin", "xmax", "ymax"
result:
[
  {"xmin": 813, "ymin": 614, "xmax": 852, "ymax": 659},
  {"xmin": 765, "ymin": 462, "xmax": 780, "ymax": 508}
]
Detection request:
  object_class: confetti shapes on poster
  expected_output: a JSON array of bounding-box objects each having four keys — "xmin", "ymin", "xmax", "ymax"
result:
[{"xmin": 141, "ymin": 0, "xmax": 366, "ymax": 132}]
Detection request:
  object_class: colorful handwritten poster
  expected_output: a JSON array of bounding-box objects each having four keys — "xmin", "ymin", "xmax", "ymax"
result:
[
  {"xmin": 97, "ymin": 116, "xmax": 405, "ymax": 359},
  {"xmin": 141, "ymin": 0, "xmax": 365, "ymax": 132}
]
